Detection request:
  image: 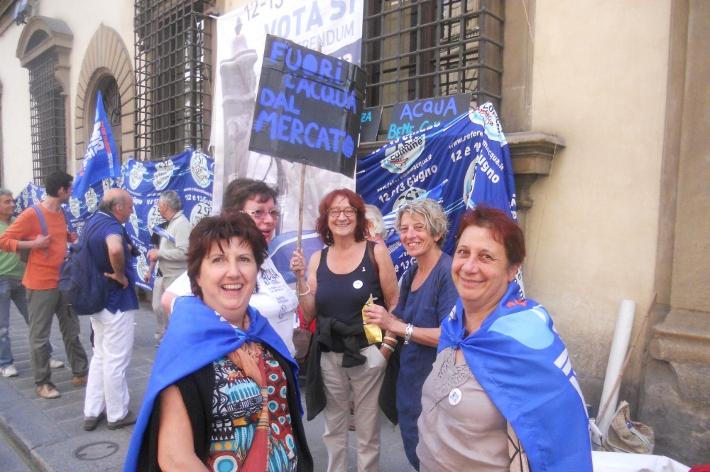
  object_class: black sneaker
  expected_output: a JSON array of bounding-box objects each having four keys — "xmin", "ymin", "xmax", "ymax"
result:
[
  {"xmin": 83, "ymin": 412, "xmax": 106, "ymax": 431},
  {"xmin": 107, "ymin": 411, "xmax": 136, "ymax": 430}
]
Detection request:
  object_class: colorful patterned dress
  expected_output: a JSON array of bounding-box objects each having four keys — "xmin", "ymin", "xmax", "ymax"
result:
[{"xmin": 207, "ymin": 349, "xmax": 297, "ymax": 472}]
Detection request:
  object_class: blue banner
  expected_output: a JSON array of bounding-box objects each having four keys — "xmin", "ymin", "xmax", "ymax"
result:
[
  {"xmin": 14, "ymin": 182, "xmax": 45, "ymax": 214},
  {"xmin": 18, "ymin": 150, "xmax": 214, "ymax": 291},
  {"xmin": 72, "ymin": 91, "xmax": 121, "ymax": 199},
  {"xmin": 123, "ymin": 150, "xmax": 214, "ymax": 290},
  {"xmin": 356, "ymin": 103, "xmax": 517, "ymax": 278},
  {"xmin": 14, "ymin": 181, "xmax": 78, "ymax": 232},
  {"xmin": 67, "ymin": 177, "xmax": 120, "ymax": 234}
]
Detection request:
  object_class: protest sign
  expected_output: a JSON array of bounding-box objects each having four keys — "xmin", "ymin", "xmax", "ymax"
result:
[
  {"xmin": 357, "ymin": 103, "xmax": 517, "ymax": 278},
  {"xmin": 360, "ymin": 106, "xmax": 382, "ymax": 142},
  {"xmin": 212, "ymin": 1, "xmax": 364, "ymax": 230},
  {"xmin": 386, "ymin": 93, "xmax": 472, "ymax": 140},
  {"xmin": 249, "ymin": 35, "xmax": 366, "ymax": 177}
]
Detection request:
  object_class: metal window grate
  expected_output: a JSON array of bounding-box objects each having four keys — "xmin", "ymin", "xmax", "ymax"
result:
[
  {"xmin": 28, "ymin": 51, "xmax": 66, "ymax": 183},
  {"xmin": 363, "ymin": 0, "xmax": 504, "ymax": 138},
  {"xmin": 134, "ymin": 0, "xmax": 213, "ymax": 161}
]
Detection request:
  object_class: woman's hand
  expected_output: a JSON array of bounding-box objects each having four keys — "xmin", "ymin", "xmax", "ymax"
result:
[
  {"xmin": 364, "ymin": 303, "xmax": 398, "ymax": 332},
  {"xmin": 289, "ymin": 248, "xmax": 306, "ymax": 279},
  {"xmin": 379, "ymin": 345, "xmax": 393, "ymax": 360}
]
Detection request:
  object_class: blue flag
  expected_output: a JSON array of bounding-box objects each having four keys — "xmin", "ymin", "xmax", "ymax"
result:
[
  {"xmin": 357, "ymin": 103, "xmax": 517, "ymax": 278},
  {"xmin": 72, "ymin": 91, "xmax": 121, "ymax": 198}
]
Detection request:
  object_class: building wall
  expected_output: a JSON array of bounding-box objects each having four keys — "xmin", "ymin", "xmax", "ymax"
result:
[
  {"xmin": 640, "ymin": 0, "xmax": 710, "ymax": 462},
  {"xmin": 522, "ymin": 1, "xmax": 671, "ymax": 403},
  {"xmin": 0, "ymin": 0, "xmax": 133, "ymax": 193},
  {"xmin": 0, "ymin": 20, "xmax": 33, "ymax": 191}
]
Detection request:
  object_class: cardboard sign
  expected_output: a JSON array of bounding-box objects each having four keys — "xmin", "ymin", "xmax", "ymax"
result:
[
  {"xmin": 360, "ymin": 106, "xmax": 382, "ymax": 142},
  {"xmin": 249, "ymin": 35, "xmax": 366, "ymax": 177},
  {"xmin": 387, "ymin": 93, "xmax": 472, "ymax": 140}
]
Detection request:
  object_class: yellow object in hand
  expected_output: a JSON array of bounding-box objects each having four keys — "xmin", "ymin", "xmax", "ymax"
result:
[{"xmin": 362, "ymin": 293, "xmax": 382, "ymax": 344}]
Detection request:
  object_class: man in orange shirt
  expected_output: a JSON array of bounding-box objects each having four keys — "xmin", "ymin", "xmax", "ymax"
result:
[{"xmin": 0, "ymin": 171, "xmax": 88, "ymax": 399}]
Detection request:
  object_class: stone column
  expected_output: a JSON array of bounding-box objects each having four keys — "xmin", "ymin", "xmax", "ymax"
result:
[{"xmin": 639, "ymin": 0, "xmax": 710, "ymax": 464}]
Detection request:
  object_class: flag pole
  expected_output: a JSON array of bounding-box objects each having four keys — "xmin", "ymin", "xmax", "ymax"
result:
[{"xmin": 296, "ymin": 163, "xmax": 306, "ymax": 294}]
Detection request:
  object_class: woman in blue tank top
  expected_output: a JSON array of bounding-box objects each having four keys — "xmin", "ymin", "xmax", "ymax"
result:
[{"xmin": 290, "ymin": 188, "xmax": 399, "ymax": 472}]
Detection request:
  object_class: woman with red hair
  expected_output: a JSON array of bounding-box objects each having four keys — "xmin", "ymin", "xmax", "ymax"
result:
[
  {"xmin": 290, "ymin": 188, "xmax": 399, "ymax": 472},
  {"xmin": 416, "ymin": 206, "xmax": 592, "ymax": 471}
]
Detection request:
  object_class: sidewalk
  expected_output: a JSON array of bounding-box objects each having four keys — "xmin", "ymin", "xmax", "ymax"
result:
[
  {"xmin": 0, "ymin": 303, "xmax": 156, "ymax": 472},
  {"xmin": 0, "ymin": 301, "xmax": 413, "ymax": 471}
]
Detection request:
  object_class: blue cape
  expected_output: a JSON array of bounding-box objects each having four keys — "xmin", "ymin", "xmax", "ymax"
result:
[
  {"xmin": 439, "ymin": 282, "xmax": 593, "ymax": 471},
  {"xmin": 123, "ymin": 296, "xmax": 298, "ymax": 472}
]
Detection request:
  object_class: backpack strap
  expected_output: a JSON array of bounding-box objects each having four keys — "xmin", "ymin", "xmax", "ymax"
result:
[
  {"xmin": 31, "ymin": 204, "xmax": 48, "ymax": 235},
  {"xmin": 31, "ymin": 204, "xmax": 49, "ymax": 257}
]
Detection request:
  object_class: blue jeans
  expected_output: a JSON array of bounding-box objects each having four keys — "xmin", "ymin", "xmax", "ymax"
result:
[{"xmin": 0, "ymin": 278, "xmax": 29, "ymax": 367}]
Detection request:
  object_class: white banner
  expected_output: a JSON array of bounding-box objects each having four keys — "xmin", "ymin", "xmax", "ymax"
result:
[{"xmin": 212, "ymin": 0, "xmax": 364, "ymax": 232}]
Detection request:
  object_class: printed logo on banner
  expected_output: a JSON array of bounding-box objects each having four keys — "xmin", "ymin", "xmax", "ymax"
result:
[
  {"xmin": 136, "ymin": 254, "xmax": 150, "ymax": 283},
  {"xmin": 190, "ymin": 202, "xmax": 212, "ymax": 226},
  {"xmin": 129, "ymin": 212, "xmax": 139, "ymax": 236},
  {"xmin": 394, "ymin": 187, "xmax": 427, "ymax": 210},
  {"xmin": 463, "ymin": 159, "xmax": 479, "ymax": 204},
  {"xmin": 86, "ymin": 188, "xmax": 99, "ymax": 213},
  {"xmin": 69, "ymin": 197, "xmax": 81, "ymax": 218},
  {"xmin": 147, "ymin": 205, "xmax": 166, "ymax": 234},
  {"xmin": 190, "ymin": 153, "xmax": 211, "ymax": 188},
  {"xmin": 381, "ymin": 135, "xmax": 426, "ymax": 174},
  {"xmin": 129, "ymin": 162, "xmax": 145, "ymax": 190},
  {"xmin": 154, "ymin": 161, "xmax": 176, "ymax": 191}
]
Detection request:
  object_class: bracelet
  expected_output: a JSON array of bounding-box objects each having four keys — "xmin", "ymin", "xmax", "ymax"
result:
[
  {"xmin": 383, "ymin": 336, "xmax": 398, "ymax": 344},
  {"xmin": 381, "ymin": 343, "xmax": 395, "ymax": 353},
  {"xmin": 404, "ymin": 323, "xmax": 414, "ymax": 345},
  {"xmin": 298, "ymin": 286, "xmax": 311, "ymax": 297}
]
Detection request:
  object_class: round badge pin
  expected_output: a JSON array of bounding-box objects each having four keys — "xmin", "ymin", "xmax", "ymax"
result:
[
  {"xmin": 448, "ymin": 387, "xmax": 462, "ymax": 406},
  {"xmin": 353, "ymin": 280, "xmax": 363, "ymax": 289}
]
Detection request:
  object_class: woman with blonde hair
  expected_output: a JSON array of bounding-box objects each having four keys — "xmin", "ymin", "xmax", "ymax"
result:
[{"xmin": 364, "ymin": 198, "xmax": 457, "ymax": 469}]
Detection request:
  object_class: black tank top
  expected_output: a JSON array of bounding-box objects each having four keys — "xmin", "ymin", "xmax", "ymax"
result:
[{"xmin": 316, "ymin": 241, "xmax": 384, "ymax": 351}]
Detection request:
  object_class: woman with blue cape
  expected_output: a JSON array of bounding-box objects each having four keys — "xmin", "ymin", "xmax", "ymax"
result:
[
  {"xmin": 123, "ymin": 212, "xmax": 312, "ymax": 471},
  {"xmin": 416, "ymin": 206, "xmax": 592, "ymax": 472}
]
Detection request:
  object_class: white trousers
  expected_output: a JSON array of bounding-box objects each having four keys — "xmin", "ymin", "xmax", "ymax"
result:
[
  {"xmin": 83, "ymin": 309, "xmax": 135, "ymax": 422},
  {"xmin": 321, "ymin": 345, "xmax": 387, "ymax": 472}
]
